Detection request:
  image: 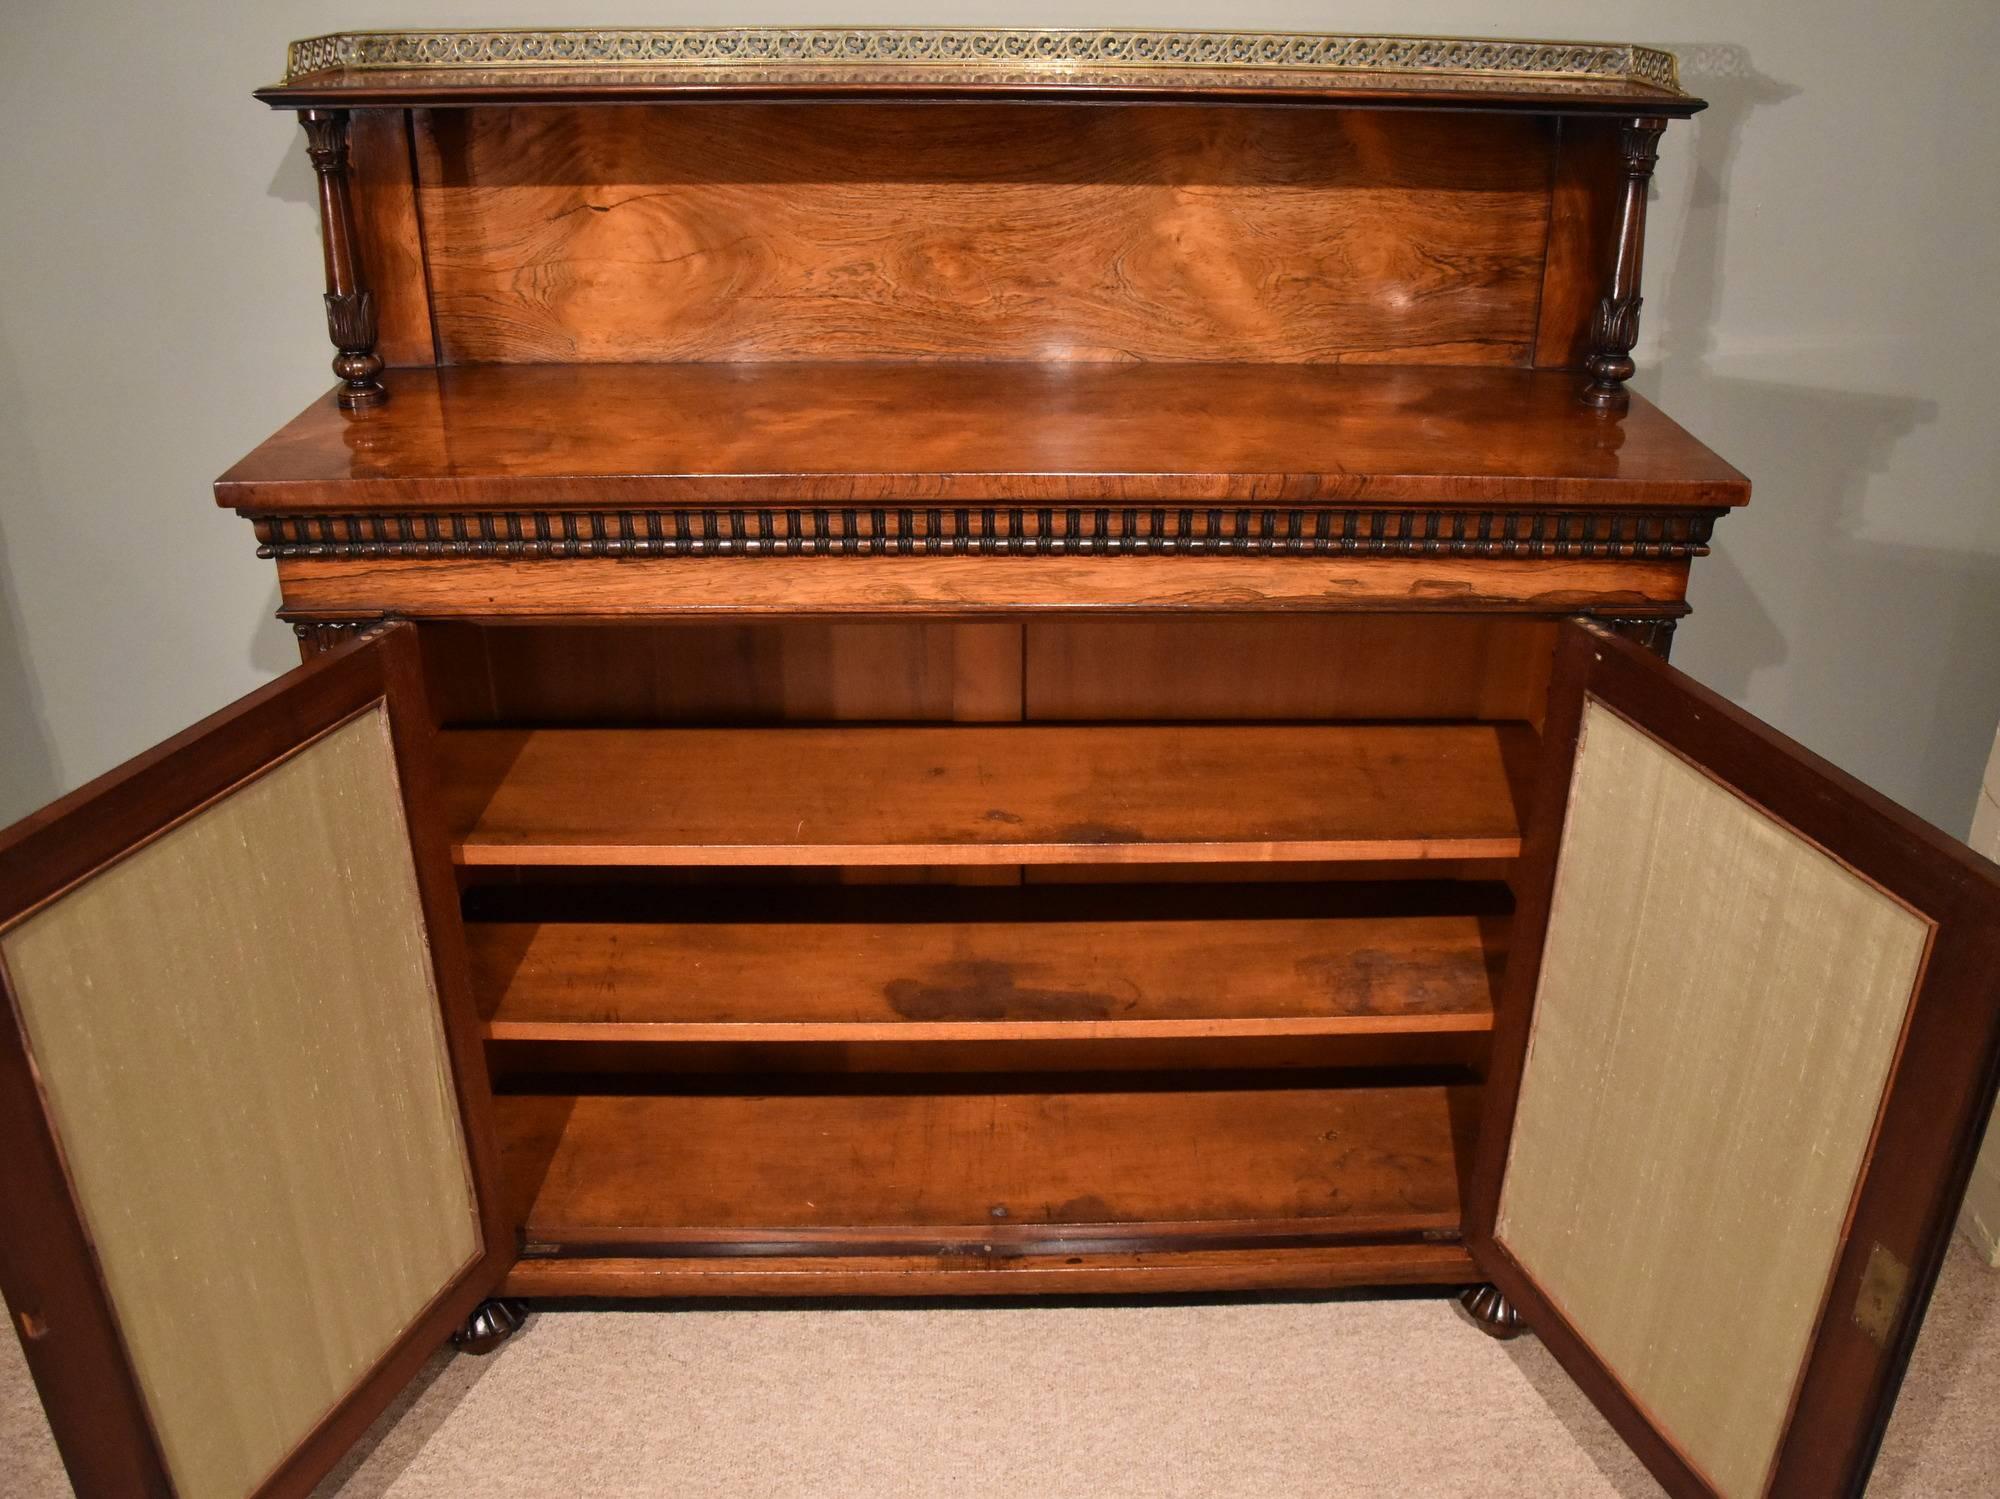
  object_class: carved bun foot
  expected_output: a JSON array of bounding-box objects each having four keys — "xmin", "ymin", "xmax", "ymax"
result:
[
  {"xmin": 451, "ymin": 1298, "xmax": 527, "ymax": 1356},
  {"xmin": 1459, "ymin": 1284, "xmax": 1528, "ymax": 1340}
]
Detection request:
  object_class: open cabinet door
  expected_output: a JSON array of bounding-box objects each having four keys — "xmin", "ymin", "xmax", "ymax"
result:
[
  {"xmin": 1469, "ymin": 622, "xmax": 2000, "ymax": 1499},
  {"xmin": 0, "ymin": 625, "xmax": 512, "ymax": 1498}
]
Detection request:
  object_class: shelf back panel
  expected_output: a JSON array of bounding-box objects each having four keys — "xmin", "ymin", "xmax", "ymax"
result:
[{"xmin": 412, "ymin": 102, "xmax": 1556, "ymax": 366}]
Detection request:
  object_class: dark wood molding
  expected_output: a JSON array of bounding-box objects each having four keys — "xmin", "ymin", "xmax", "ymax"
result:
[
  {"xmin": 299, "ymin": 108, "xmax": 387, "ymax": 411},
  {"xmin": 251, "ymin": 506, "xmax": 1724, "ymax": 563},
  {"xmin": 1582, "ymin": 117, "xmax": 1668, "ymax": 409}
]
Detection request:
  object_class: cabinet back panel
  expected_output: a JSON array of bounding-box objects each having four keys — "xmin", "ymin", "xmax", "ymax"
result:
[
  {"xmin": 0, "ymin": 707, "xmax": 480, "ymax": 1499},
  {"xmin": 1026, "ymin": 617, "xmax": 1557, "ymax": 724},
  {"xmin": 1494, "ymin": 700, "xmax": 1931, "ymax": 1499},
  {"xmin": 423, "ymin": 620, "xmax": 1024, "ymax": 726},
  {"xmin": 413, "ymin": 103, "xmax": 1555, "ymax": 365},
  {"xmin": 422, "ymin": 617, "xmax": 1554, "ymax": 728}
]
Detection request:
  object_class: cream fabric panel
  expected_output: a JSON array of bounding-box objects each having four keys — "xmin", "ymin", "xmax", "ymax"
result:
[
  {"xmin": 0, "ymin": 705, "xmax": 479, "ymax": 1499},
  {"xmin": 1496, "ymin": 698, "xmax": 1930, "ymax": 1499}
]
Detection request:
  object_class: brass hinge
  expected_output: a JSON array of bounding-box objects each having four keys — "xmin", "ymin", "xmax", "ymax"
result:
[{"xmin": 1853, "ymin": 1242, "xmax": 1909, "ymax": 1348}]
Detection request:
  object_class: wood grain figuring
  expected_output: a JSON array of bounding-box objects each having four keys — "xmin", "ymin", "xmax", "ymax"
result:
[
  {"xmin": 471, "ymin": 909, "xmax": 1504, "ymax": 1042},
  {"xmin": 1024, "ymin": 617, "xmax": 1557, "ymax": 725},
  {"xmin": 274, "ymin": 554, "xmax": 1696, "ymax": 620},
  {"xmin": 1494, "ymin": 699, "xmax": 1931, "ymax": 1499},
  {"xmin": 439, "ymin": 722, "xmax": 1536, "ymax": 866},
  {"xmin": 346, "ymin": 108, "xmax": 436, "ymax": 367},
  {"xmin": 0, "ymin": 707, "xmax": 479, "ymax": 1499},
  {"xmin": 413, "ymin": 104, "xmax": 1553, "ymax": 366},
  {"xmin": 500, "ymin": 1241, "xmax": 1479, "ymax": 1298},
  {"xmin": 215, "ymin": 364, "xmax": 1752, "ymax": 510},
  {"xmin": 496, "ymin": 1084, "xmax": 1476, "ymax": 1247}
]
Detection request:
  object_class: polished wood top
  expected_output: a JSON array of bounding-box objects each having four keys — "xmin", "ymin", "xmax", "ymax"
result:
[
  {"xmin": 216, "ymin": 364, "xmax": 1748, "ymax": 511},
  {"xmin": 263, "ymin": 28, "xmax": 1699, "ymax": 114}
]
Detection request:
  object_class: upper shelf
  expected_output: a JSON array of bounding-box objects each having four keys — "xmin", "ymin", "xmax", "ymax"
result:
[
  {"xmin": 259, "ymin": 28, "xmax": 1702, "ymax": 114},
  {"xmin": 215, "ymin": 364, "xmax": 1749, "ymax": 514}
]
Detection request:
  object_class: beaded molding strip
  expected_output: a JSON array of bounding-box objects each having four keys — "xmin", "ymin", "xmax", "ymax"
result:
[{"xmin": 252, "ymin": 506, "xmax": 1720, "ymax": 562}]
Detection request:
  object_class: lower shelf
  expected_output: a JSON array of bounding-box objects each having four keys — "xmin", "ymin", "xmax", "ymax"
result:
[{"xmin": 497, "ymin": 1080, "xmax": 1477, "ymax": 1270}]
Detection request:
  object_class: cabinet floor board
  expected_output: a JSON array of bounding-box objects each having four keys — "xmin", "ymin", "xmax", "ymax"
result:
[{"xmin": 496, "ymin": 1083, "xmax": 1476, "ymax": 1256}]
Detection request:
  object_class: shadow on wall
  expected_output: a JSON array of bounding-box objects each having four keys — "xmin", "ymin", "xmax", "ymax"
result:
[
  {"xmin": 0, "ymin": 523, "xmax": 61, "ymax": 825},
  {"xmin": 268, "ymin": 118, "xmax": 315, "ymax": 207},
  {"xmin": 1644, "ymin": 46, "xmax": 1994, "ymax": 830},
  {"xmin": 1670, "ymin": 369, "xmax": 2000, "ymax": 831},
  {"xmin": 1653, "ymin": 44, "xmax": 1799, "ymax": 373},
  {"xmin": 0, "ymin": 329, "xmax": 62, "ymax": 823}
]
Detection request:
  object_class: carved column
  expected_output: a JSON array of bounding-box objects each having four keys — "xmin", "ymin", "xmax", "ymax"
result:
[
  {"xmin": 299, "ymin": 109, "xmax": 386, "ymax": 410},
  {"xmin": 1582, "ymin": 116, "xmax": 1669, "ymax": 410}
]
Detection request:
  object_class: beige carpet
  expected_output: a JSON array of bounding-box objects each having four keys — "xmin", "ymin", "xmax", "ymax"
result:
[{"xmin": 3, "ymin": 1242, "xmax": 1997, "ymax": 1497}]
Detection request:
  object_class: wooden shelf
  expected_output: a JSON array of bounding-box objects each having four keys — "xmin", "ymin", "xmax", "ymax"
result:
[
  {"xmin": 473, "ymin": 908, "xmax": 1503, "ymax": 1044},
  {"xmin": 441, "ymin": 722, "xmax": 1535, "ymax": 867},
  {"xmin": 216, "ymin": 363, "xmax": 1748, "ymax": 511},
  {"xmin": 496, "ymin": 1081, "xmax": 1475, "ymax": 1254}
]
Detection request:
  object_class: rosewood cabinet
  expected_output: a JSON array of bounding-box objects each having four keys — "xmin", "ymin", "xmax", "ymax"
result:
[{"xmin": 4, "ymin": 29, "xmax": 1999, "ymax": 1499}]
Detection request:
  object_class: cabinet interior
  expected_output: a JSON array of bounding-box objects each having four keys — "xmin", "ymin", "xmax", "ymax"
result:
[{"xmin": 422, "ymin": 614, "xmax": 1554, "ymax": 1290}]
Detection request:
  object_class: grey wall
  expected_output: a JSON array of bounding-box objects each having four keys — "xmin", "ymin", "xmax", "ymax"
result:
[{"xmin": 3, "ymin": 2, "xmax": 1997, "ymax": 833}]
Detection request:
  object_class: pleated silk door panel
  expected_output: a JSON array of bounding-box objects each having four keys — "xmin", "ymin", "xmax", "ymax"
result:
[
  {"xmin": 0, "ymin": 626, "xmax": 511, "ymax": 1499},
  {"xmin": 1469, "ymin": 624, "xmax": 2000, "ymax": 1499}
]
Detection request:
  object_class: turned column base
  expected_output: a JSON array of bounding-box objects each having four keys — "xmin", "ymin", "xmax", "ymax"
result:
[
  {"xmin": 1459, "ymin": 1284, "xmax": 1529, "ymax": 1341},
  {"xmin": 451, "ymin": 1299, "xmax": 528, "ymax": 1356}
]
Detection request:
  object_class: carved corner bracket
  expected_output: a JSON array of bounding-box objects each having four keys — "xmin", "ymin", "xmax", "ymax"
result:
[
  {"xmin": 1583, "ymin": 117, "xmax": 1669, "ymax": 411},
  {"xmin": 285, "ymin": 614, "xmax": 390, "ymax": 661},
  {"xmin": 299, "ymin": 109, "xmax": 386, "ymax": 411},
  {"xmin": 1597, "ymin": 613, "xmax": 1681, "ymax": 660}
]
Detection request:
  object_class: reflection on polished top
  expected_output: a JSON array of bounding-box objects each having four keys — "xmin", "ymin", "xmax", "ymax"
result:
[
  {"xmin": 214, "ymin": 364, "xmax": 1750, "ymax": 511},
  {"xmin": 261, "ymin": 27, "xmax": 1698, "ymax": 111}
]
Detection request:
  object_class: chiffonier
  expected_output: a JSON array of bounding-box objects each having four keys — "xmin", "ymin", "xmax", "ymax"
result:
[{"xmin": 4, "ymin": 29, "xmax": 1999, "ymax": 1499}]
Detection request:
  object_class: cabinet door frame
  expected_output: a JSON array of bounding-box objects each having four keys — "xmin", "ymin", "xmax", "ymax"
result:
[
  {"xmin": 1467, "ymin": 621, "xmax": 2000, "ymax": 1499},
  {"xmin": 0, "ymin": 624, "xmax": 513, "ymax": 1498}
]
